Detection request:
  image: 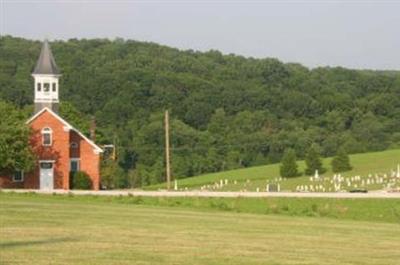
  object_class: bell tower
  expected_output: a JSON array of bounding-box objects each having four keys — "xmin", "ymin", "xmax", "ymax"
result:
[{"xmin": 32, "ymin": 40, "xmax": 61, "ymax": 113}]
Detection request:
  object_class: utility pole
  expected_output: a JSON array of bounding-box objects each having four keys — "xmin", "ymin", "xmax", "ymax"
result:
[{"xmin": 165, "ymin": 110, "xmax": 171, "ymax": 190}]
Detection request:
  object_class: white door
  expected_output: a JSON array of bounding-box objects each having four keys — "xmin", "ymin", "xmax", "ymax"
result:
[{"xmin": 40, "ymin": 162, "xmax": 54, "ymax": 190}]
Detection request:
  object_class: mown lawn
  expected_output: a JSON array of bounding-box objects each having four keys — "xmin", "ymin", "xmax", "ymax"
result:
[
  {"xmin": 1, "ymin": 193, "xmax": 400, "ymax": 265},
  {"xmin": 146, "ymin": 149, "xmax": 400, "ymax": 191}
]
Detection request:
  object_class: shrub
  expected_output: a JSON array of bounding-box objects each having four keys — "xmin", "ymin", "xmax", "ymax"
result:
[{"xmin": 71, "ymin": 171, "xmax": 92, "ymax": 190}]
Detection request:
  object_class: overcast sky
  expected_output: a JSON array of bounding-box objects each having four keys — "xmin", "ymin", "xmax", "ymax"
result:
[{"xmin": 1, "ymin": 0, "xmax": 399, "ymax": 70}]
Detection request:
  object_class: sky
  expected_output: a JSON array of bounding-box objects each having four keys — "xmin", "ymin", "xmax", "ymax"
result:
[{"xmin": 1, "ymin": 0, "xmax": 400, "ymax": 70}]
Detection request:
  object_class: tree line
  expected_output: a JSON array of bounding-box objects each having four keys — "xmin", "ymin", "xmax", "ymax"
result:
[{"xmin": 0, "ymin": 36, "xmax": 399, "ymax": 188}]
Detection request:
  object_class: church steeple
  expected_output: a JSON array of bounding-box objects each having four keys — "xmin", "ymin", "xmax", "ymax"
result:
[{"xmin": 32, "ymin": 40, "xmax": 61, "ymax": 114}]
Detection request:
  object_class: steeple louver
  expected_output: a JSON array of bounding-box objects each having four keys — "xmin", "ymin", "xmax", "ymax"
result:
[{"xmin": 32, "ymin": 40, "xmax": 60, "ymax": 75}]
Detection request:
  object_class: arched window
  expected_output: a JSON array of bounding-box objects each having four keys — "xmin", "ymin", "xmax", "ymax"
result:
[
  {"xmin": 70, "ymin": 142, "xmax": 78, "ymax": 149},
  {"xmin": 41, "ymin": 127, "xmax": 52, "ymax": 146}
]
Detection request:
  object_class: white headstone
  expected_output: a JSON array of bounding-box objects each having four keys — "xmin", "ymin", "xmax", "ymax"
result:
[{"xmin": 397, "ymin": 164, "xmax": 400, "ymax": 178}]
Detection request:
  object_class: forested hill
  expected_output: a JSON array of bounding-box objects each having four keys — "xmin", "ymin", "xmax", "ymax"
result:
[{"xmin": 1, "ymin": 36, "xmax": 399, "ymax": 187}]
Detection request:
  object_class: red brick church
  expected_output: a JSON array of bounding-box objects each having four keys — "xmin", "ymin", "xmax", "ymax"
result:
[{"xmin": 0, "ymin": 41, "xmax": 103, "ymax": 190}]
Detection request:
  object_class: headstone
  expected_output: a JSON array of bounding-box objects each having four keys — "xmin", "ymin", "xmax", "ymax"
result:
[
  {"xmin": 267, "ymin": 184, "xmax": 279, "ymax": 192},
  {"xmin": 397, "ymin": 164, "xmax": 400, "ymax": 178},
  {"xmin": 174, "ymin": 179, "xmax": 178, "ymax": 191}
]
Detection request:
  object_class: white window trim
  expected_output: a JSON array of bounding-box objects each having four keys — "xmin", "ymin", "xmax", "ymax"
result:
[
  {"xmin": 70, "ymin": 158, "xmax": 80, "ymax": 172},
  {"xmin": 12, "ymin": 170, "xmax": 24, "ymax": 182},
  {"xmin": 41, "ymin": 127, "xmax": 53, "ymax": 146},
  {"xmin": 39, "ymin": 160, "xmax": 55, "ymax": 163}
]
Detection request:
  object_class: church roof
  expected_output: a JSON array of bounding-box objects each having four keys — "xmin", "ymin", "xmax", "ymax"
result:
[
  {"xmin": 26, "ymin": 107, "xmax": 103, "ymax": 154},
  {"xmin": 32, "ymin": 40, "xmax": 60, "ymax": 75}
]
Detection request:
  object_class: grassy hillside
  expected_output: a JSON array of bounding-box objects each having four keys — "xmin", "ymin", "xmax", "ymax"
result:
[
  {"xmin": 147, "ymin": 149, "xmax": 400, "ymax": 191},
  {"xmin": 1, "ymin": 193, "xmax": 399, "ymax": 265}
]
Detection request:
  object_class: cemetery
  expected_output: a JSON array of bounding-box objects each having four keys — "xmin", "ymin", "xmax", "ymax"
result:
[
  {"xmin": 148, "ymin": 149, "xmax": 400, "ymax": 194},
  {"xmin": 191, "ymin": 166, "xmax": 400, "ymax": 193}
]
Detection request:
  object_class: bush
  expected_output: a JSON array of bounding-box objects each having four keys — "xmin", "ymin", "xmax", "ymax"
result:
[{"xmin": 71, "ymin": 171, "xmax": 92, "ymax": 190}]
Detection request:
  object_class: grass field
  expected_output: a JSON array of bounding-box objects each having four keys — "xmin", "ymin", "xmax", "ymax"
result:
[
  {"xmin": 1, "ymin": 193, "xmax": 400, "ymax": 264},
  {"xmin": 147, "ymin": 149, "xmax": 400, "ymax": 191}
]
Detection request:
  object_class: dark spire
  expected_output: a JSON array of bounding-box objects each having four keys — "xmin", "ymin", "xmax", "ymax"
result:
[{"xmin": 32, "ymin": 40, "xmax": 60, "ymax": 75}]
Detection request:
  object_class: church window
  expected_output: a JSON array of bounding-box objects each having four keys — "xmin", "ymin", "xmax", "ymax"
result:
[
  {"xmin": 13, "ymin": 170, "xmax": 24, "ymax": 182},
  {"xmin": 52, "ymin": 83, "xmax": 56, "ymax": 92},
  {"xmin": 70, "ymin": 159, "xmax": 80, "ymax": 173},
  {"xmin": 42, "ymin": 127, "xmax": 52, "ymax": 146},
  {"xmin": 71, "ymin": 142, "xmax": 78, "ymax": 149},
  {"xmin": 44, "ymin": 83, "xmax": 50, "ymax": 92}
]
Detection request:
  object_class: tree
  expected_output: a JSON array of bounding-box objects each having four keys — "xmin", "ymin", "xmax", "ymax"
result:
[
  {"xmin": 100, "ymin": 160, "xmax": 127, "ymax": 189},
  {"xmin": 305, "ymin": 145, "xmax": 326, "ymax": 175},
  {"xmin": 59, "ymin": 102, "xmax": 90, "ymax": 134},
  {"xmin": 331, "ymin": 147, "xmax": 352, "ymax": 173},
  {"xmin": 0, "ymin": 101, "xmax": 35, "ymax": 172},
  {"xmin": 280, "ymin": 149, "xmax": 300, "ymax": 178}
]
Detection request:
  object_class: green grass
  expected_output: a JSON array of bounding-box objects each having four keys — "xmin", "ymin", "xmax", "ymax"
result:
[
  {"xmin": 1, "ymin": 193, "xmax": 399, "ymax": 265},
  {"xmin": 147, "ymin": 149, "xmax": 400, "ymax": 191}
]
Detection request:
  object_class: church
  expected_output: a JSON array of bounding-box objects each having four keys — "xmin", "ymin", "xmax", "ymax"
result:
[{"xmin": 0, "ymin": 41, "xmax": 103, "ymax": 190}]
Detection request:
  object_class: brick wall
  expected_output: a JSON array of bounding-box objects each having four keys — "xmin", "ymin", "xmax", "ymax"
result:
[
  {"xmin": 29, "ymin": 111, "xmax": 70, "ymax": 189},
  {"xmin": 70, "ymin": 131, "xmax": 101, "ymax": 190}
]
